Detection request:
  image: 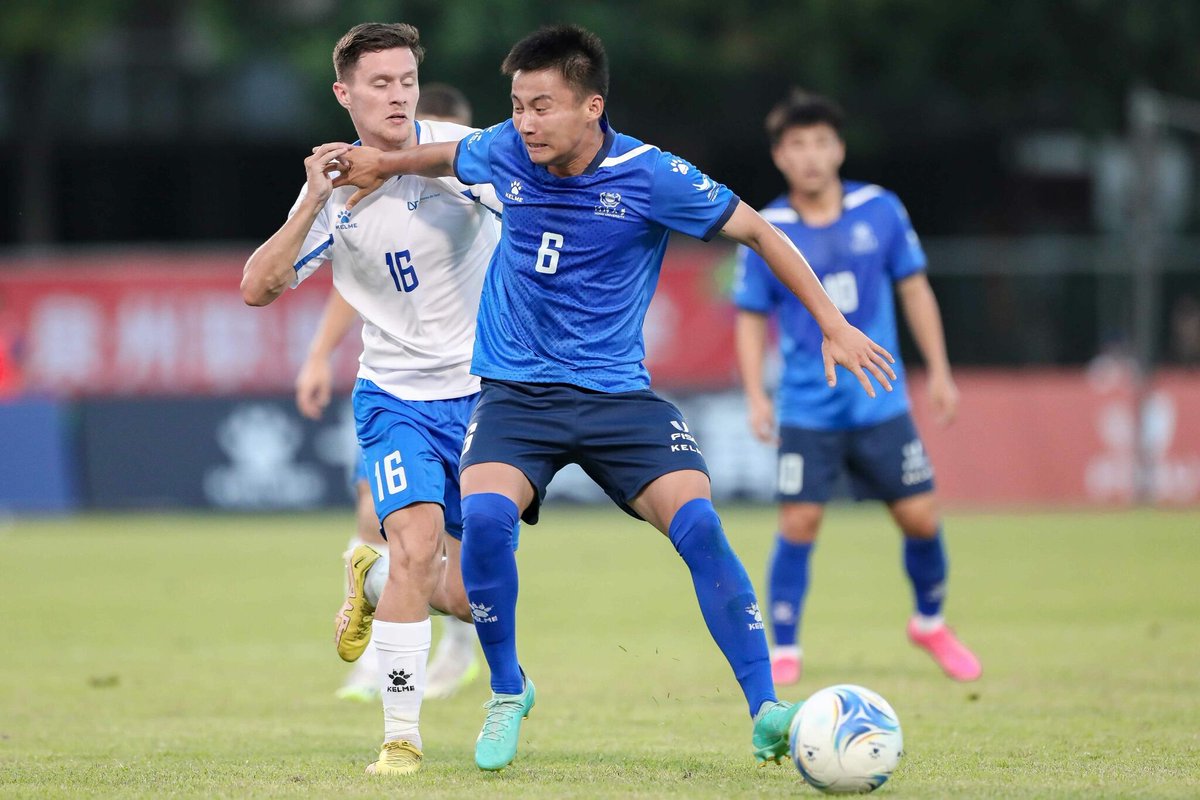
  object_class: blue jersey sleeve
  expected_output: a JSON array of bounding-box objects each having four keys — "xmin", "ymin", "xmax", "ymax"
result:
[
  {"xmin": 648, "ymin": 152, "xmax": 740, "ymax": 241},
  {"xmin": 732, "ymin": 244, "xmax": 777, "ymax": 313},
  {"xmin": 884, "ymin": 193, "xmax": 927, "ymax": 281},
  {"xmin": 453, "ymin": 121, "xmax": 508, "ymax": 187}
]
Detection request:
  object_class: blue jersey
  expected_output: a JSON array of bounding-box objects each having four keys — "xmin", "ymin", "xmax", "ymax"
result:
[
  {"xmin": 732, "ymin": 182, "xmax": 926, "ymax": 430},
  {"xmin": 454, "ymin": 118, "xmax": 739, "ymax": 392}
]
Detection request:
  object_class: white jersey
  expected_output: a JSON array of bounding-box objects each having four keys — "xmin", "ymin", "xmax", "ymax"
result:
[{"xmin": 290, "ymin": 119, "xmax": 501, "ymax": 400}]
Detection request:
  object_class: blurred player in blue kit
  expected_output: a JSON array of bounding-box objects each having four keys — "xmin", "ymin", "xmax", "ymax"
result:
[
  {"xmin": 329, "ymin": 26, "xmax": 896, "ymax": 772},
  {"xmin": 733, "ymin": 90, "xmax": 981, "ymax": 685},
  {"xmin": 293, "ymin": 82, "xmax": 482, "ymax": 706}
]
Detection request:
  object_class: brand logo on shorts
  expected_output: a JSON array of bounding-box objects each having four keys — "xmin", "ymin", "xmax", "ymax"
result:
[
  {"xmin": 745, "ymin": 602, "xmax": 764, "ymax": 631},
  {"xmin": 471, "ymin": 602, "xmax": 497, "ymax": 623},
  {"xmin": 387, "ymin": 668, "xmax": 415, "ymax": 693},
  {"xmin": 668, "ymin": 420, "xmax": 702, "ymax": 455},
  {"xmin": 901, "ymin": 439, "xmax": 933, "ymax": 486}
]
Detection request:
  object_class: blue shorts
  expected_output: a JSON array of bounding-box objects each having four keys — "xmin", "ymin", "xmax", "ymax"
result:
[
  {"xmin": 460, "ymin": 379, "xmax": 710, "ymax": 524},
  {"xmin": 352, "ymin": 378, "xmax": 478, "ymax": 539},
  {"xmin": 776, "ymin": 412, "xmax": 934, "ymax": 504}
]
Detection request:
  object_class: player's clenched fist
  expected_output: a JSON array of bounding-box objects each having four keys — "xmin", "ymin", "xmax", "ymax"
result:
[{"xmin": 303, "ymin": 142, "xmax": 350, "ymax": 206}]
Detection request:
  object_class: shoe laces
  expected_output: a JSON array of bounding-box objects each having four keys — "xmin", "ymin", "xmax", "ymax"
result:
[
  {"xmin": 382, "ymin": 740, "xmax": 420, "ymax": 761},
  {"xmin": 480, "ymin": 696, "xmax": 524, "ymax": 741}
]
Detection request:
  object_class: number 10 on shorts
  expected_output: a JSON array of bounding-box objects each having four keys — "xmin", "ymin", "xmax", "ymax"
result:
[{"xmin": 373, "ymin": 450, "xmax": 408, "ymax": 501}]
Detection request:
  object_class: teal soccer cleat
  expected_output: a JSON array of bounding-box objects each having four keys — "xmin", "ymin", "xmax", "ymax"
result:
[
  {"xmin": 752, "ymin": 700, "xmax": 801, "ymax": 765},
  {"xmin": 475, "ymin": 677, "xmax": 536, "ymax": 771}
]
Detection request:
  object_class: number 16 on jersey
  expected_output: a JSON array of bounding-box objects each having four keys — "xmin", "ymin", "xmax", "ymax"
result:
[{"xmin": 385, "ymin": 250, "xmax": 419, "ymax": 292}]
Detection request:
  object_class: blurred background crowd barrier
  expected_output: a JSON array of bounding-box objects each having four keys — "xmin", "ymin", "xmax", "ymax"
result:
[{"xmin": 1, "ymin": 1, "xmax": 1198, "ymax": 512}]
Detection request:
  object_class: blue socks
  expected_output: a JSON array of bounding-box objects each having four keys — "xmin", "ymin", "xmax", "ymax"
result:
[
  {"xmin": 461, "ymin": 492, "xmax": 524, "ymax": 694},
  {"xmin": 766, "ymin": 535, "xmax": 813, "ymax": 648},
  {"xmin": 668, "ymin": 498, "xmax": 775, "ymax": 715},
  {"xmin": 903, "ymin": 529, "xmax": 947, "ymax": 617}
]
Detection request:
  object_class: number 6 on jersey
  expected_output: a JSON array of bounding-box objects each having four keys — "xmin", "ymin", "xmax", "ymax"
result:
[{"xmin": 535, "ymin": 232, "xmax": 564, "ymax": 274}]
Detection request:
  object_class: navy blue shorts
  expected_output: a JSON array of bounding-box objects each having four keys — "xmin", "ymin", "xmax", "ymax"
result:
[
  {"xmin": 460, "ymin": 379, "xmax": 710, "ymax": 524},
  {"xmin": 776, "ymin": 412, "xmax": 934, "ymax": 504}
]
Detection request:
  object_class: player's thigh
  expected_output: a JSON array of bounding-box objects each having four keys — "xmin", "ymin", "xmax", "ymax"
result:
[
  {"xmin": 629, "ymin": 469, "xmax": 712, "ymax": 535},
  {"xmin": 778, "ymin": 501, "xmax": 826, "ymax": 543},
  {"xmin": 575, "ymin": 389, "xmax": 710, "ymax": 532},
  {"xmin": 460, "ymin": 380, "xmax": 574, "ymax": 524},
  {"xmin": 844, "ymin": 412, "xmax": 935, "ymax": 506},
  {"xmin": 776, "ymin": 424, "xmax": 844, "ymax": 506}
]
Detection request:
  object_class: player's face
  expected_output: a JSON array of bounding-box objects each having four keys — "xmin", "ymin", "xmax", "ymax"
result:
[
  {"xmin": 333, "ymin": 48, "xmax": 420, "ymax": 151},
  {"xmin": 511, "ymin": 69, "xmax": 604, "ymax": 173},
  {"xmin": 771, "ymin": 123, "xmax": 845, "ymax": 196}
]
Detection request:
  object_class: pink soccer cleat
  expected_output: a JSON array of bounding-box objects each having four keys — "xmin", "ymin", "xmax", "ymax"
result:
[
  {"xmin": 907, "ymin": 618, "xmax": 982, "ymax": 682},
  {"xmin": 770, "ymin": 651, "xmax": 802, "ymax": 686}
]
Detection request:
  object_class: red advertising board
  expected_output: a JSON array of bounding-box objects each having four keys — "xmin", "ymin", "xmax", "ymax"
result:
[{"xmin": 0, "ymin": 245, "xmax": 738, "ymax": 396}]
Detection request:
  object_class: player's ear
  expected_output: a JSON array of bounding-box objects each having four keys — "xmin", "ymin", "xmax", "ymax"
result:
[
  {"xmin": 332, "ymin": 81, "xmax": 351, "ymax": 111},
  {"xmin": 586, "ymin": 94, "xmax": 604, "ymax": 122}
]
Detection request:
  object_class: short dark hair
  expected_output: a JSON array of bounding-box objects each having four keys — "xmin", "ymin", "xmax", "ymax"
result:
[
  {"xmin": 333, "ymin": 22, "xmax": 424, "ymax": 82},
  {"xmin": 765, "ymin": 90, "xmax": 845, "ymax": 146},
  {"xmin": 417, "ymin": 83, "xmax": 472, "ymax": 125},
  {"xmin": 501, "ymin": 25, "xmax": 609, "ymax": 101}
]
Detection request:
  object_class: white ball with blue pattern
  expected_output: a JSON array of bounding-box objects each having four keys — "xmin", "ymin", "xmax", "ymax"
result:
[{"xmin": 789, "ymin": 684, "xmax": 904, "ymax": 794}]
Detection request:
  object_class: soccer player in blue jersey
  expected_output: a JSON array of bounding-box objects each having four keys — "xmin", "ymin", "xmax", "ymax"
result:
[
  {"xmin": 733, "ymin": 90, "xmax": 981, "ymax": 685},
  {"xmin": 326, "ymin": 25, "xmax": 896, "ymax": 772}
]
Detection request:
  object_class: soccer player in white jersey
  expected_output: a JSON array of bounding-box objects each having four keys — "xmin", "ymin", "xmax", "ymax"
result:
[
  {"xmin": 293, "ymin": 82, "xmax": 483, "ymax": 705},
  {"xmin": 326, "ymin": 25, "xmax": 896, "ymax": 772},
  {"xmin": 242, "ymin": 23, "xmax": 501, "ymax": 776}
]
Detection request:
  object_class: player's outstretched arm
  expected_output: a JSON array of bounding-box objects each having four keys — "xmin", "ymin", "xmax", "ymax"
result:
[
  {"xmin": 295, "ymin": 287, "xmax": 359, "ymax": 420},
  {"xmin": 328, "ymin": 141, "xmax": 458, "ymax": 210},
  {"xmin": 720, "ymin": 201, "xmax": 896, "ymax": 397},
  {"xmin": 242, "ymin": 142, "xmax": 350, "ymax": 307}
]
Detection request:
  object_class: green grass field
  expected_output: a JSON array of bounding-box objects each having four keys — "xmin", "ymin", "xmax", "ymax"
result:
[{"xmin": 1, "ymin": 506, "xmax": 1198, "ymax": 798}]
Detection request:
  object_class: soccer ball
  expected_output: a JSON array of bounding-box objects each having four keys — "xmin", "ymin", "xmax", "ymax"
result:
[{"xmin": 789, "ymin": 684, "xmax": 903, "ymax": 794}]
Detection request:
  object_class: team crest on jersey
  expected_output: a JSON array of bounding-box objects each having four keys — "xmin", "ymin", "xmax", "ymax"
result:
[
  {"xmin": 506, "ymin": 180, "xmax": 524, "ymax": 203},
  {"xmin": 849, "ymin": 221, "xmax": 879, "ymax": 254},
  {"xmin": 335, "ymin": 208, "xmax": 358, "ymax": 230},
  {"xmin": 594, "ymin": 190, "xmax": 626, "ymax": 219}
]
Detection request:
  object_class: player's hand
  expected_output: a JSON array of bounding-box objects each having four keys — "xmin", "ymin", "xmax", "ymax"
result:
[
  {"xmin": 327, "ymin": 144, "xmax": 388, "ymax": 210},
  {"xmin": 294, "ymin": 356, "xmax": 333, "ymax": 420},
  {"xmin": 821, "ymin": 323, "xmax": 896, "ymax": 398},
  {"xmin": 304, "ymin": 142, "xmax": 351, "ymax": 206},
  {"xmin": 746, "ymin": 393, "xmax": 778, "ymax": 445},
  {"xmin": 927, "ymin": 369, "xmax": 959, "ymax": 426}
]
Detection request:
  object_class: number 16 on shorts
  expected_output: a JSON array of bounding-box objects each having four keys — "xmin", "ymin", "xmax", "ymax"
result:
[{"xmin": 373, "ymin": 450, "xmax": 408, "ymax": 501}]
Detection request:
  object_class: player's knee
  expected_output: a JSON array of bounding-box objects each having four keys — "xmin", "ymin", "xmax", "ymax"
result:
[
  {"xmin": 382, "ymin": 510, "xmax": 442, "ymax": 571},
  {"xmin": 667, "ymin": 498, "xmax": 730, "ymax": 558},
  {"xmin": 461, "ymin": 493, "xmax": 519, "ymax": 560},
  {"xmin": 779, "ymin": 504, "xmax": 822, "ymax": 542}
]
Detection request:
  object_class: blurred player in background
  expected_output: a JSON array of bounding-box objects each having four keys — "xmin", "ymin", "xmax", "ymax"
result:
[
  {"xmin": 243, "ymin": 23, "xmax": 503, "ymax": 775},
  {"xmin": 293, "ymin": 81, "xmax": 481, "ymax": 706},
  {"xmin": 327, "ymin": 25, "xmax": 896, "ymax": 772},
  {"xmin": 733, "ymin": 90, "xmax": 981, "ymax": 684}
]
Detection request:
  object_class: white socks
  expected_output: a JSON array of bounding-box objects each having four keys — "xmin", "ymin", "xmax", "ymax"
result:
[
  {"xmin": 911, "ymin": 613, "xmax": 945, "ymax": 634},
  {"xmin": 374, "ymin": 618, "xmax": 431, "ymax": 748}
]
